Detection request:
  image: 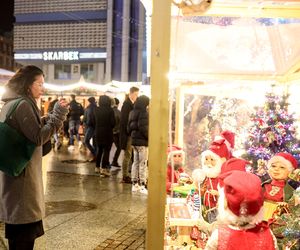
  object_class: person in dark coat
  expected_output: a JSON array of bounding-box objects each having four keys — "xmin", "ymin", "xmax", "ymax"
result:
[
  {"xmin": 68, "ymin": 94, "xmax": 84, "ymax": 150},
  {"xmin": 119, "ymin": 87, "xmax": 139, "ymax": 183},
  {"xmin": 127, "ymin": 95, "xmax": 149, "ymax": 194},
  {"xmin": 94, "ymin": 95, "xmax": 116, "ymax": 176},
  {"xmin": 111, "ymin": 97, "xmax": 121, "ymax": 168},
  {"xmin": 83, "ymin": 97, "xmax": 97, "ymax": 161}
]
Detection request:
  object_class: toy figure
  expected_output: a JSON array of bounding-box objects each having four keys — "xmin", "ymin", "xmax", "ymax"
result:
[
  {"xmin": 200, "ymin": 139, "xmax": 230, "ymax": 209},
  {"xmin": 263, "ymin": 152, "xmax": 298, "ymax": 203},
  {"xmin": 166, "ymin": 145, "xmax": 191, "ymax": 194},
  {"xmin": 205, "ymin": 171, "xmax": 277, "ymax": 250},
  {"xmin": 262, "ymin": 152, "xmax": 298, "ymax": 220}
]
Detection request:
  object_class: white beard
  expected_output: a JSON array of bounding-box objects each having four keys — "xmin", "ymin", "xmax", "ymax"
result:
[{"xmin": 202, "ymin": 162, "xmax": 222, "ymax": 178}]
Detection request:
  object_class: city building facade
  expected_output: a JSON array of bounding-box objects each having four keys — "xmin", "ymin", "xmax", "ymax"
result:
[
  {"xmin": 14, "ymin": 0, "xmax": 146, "ymax": 85},
  {"xmin": 0, "ymin": 33, "xmax": 20, "ymax": 72}
]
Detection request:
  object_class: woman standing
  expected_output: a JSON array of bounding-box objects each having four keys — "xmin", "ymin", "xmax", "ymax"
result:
[{"xmin": 0, "ymin": 65, "xmax": 68, "ymax": 249}]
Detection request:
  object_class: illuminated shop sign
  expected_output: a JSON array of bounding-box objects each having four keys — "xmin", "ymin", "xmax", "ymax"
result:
[
  {"xmin": 15, "ymin": 51, "xmax": 107, "ymax": 61},
  {"xmin": 43, "ymin": 51, "xmax": 79, "ymax": 61}
]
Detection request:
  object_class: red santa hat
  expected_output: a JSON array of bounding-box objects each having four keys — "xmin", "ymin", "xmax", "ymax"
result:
[
  {"xmin": 167, "ymin": 145, "xmax": 185, "ymax": 163},
  {"xmin": 218, "ymin": 171, "xmax": 264, "ymax": 218},
  {"xmin": 202, "ymin": 139, "xmax": 230, "ymax": 161},
  {"xmin": 220, "ymin": 158, "xmax": 250, "ymax": 175},
  {"xmin": 215, "ymin": 130, "xmax": 235, "ymax": 151},
  {"xmin": 268, "ymin": 152, "xmax": 298, "ymax": 172}
]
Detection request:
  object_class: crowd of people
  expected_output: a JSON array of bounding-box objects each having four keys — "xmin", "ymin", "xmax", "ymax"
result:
[{"xmin": 45, "ymin": 86, "xmax": 150, "ymax": 194}]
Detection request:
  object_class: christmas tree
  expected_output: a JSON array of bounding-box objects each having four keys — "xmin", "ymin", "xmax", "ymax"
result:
[{"xmin": 244, "ymin": 92, "xmax": 300, "ymax": 169}]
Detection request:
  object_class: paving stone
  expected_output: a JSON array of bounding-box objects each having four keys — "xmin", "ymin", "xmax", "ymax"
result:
[{"xmin": 95, "ymin": 214, "xmax": 146, "ymax": 250}]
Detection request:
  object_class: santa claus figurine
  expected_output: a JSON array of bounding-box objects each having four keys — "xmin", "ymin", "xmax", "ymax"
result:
[
  {"xmin": 196, "ymin": 158, "xmax": 251, "ymax": 236},
  {"xmin": 263, "ymin": 152, "xmax": 298, "ymax": 203},
  {"xmin": 201, "ymin": 139, "xmax": 230, "ymax": 210},
  {"xmin": 205, "ymin": 171, "xmax": 277, "ymax": 250},
  {"xmin": 166, "ymin": 145, "xmax": 190, "ymax": 194}
]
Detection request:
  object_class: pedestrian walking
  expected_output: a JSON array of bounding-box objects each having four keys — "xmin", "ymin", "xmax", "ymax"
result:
[
  {"xmin": 83, "ymin": 96, "xmax": 97, "ymax": 161},
  {"xmin": 111, "ymin": 97, "xmax": 121, "ymax": 168}
]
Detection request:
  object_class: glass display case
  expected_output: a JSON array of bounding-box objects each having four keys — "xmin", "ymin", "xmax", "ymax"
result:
[{"xmin": 147, "ymin": 1, "xmax": 300, "ymax": 249}]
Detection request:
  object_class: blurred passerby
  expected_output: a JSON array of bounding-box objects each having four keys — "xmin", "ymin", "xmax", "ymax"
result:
[
  {"xmin": 127, "ymin": 95, "xmax": 149, "ymax": 194},
  {"xmin": 120, "ymin": 87, "xmax": 139, "ymax": 183},
  {"xmin": 68, "ymin": 94, "xmax": 84, "ymax": 151},
  {"xmin": 94, "ymin": 95, "xmax": 116, "ymax": 176},
  {"xmin": 47, "ymin": 95, "xmax": 61, "ymax": 150},
  {"xmin": 83, "ymin": 97, "xmax": 97, "ymax": 161},
  {"xmin": 111, "ymin": 97, "xmax": 121, "ymax": 168}
]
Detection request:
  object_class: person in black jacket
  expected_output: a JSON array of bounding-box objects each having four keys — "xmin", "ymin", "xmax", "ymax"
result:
[
  {"xmin": 120, "ymin": 87, "xmax": 139, "ymax": 183},
  {"xmin": 127, "ymin": 95, "xmax": 149, "ymax": 194},
  {"xmin": 111, "ymin": 97, "xmax": 121, "ymax": 168},
  {"xmin": 83, "ymin": 97, "xmax": 97, "ymax": 161},
  {"xmin": 94, "ymin": 95, "xmax": 116, "ymax": 176},
  {"xmin": 68, "ymin": 94, "xmax": 84, "ymax": 150}
]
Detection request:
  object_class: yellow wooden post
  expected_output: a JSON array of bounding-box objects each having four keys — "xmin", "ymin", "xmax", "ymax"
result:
[{"xmin": 147, "ymin": 0, "xmax": 171, "ymax": 249}]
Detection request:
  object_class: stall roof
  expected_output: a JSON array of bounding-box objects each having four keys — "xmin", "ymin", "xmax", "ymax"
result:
[
  {"xmin": 178, "ymin": 0, "xmax": 300, "ymax": 18},
  {"xmin": 170, "ymin": 15, "xmax": 300, "ymax": 82}
]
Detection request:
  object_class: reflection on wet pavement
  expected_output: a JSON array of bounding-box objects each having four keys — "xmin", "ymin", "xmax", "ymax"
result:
[
  {"xmin": 46, "ymin": 200, "xmax": 97, "ymax": 216},
  {"xmin": 0, "ymin": 143, "xmax": 147, "ymax": 250}
]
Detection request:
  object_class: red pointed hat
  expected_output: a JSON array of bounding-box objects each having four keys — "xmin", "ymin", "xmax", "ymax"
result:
[
  {"xmin": 268, "ymin": 152, "xmax": 298, "ymax": 172},
  {"xmin": 167, "ymin": 145, "xmax": 185, "ymax": 162},
  {"xmin": 221, "ymin": 130, "xmax": 235, "ymax": 149},
  {"xmin": 208, "ymin": 139, "xmax": 230, "ymax": 160},
  {"xmin": 220, "ymin": 158, "xmax": 250, "ymax": 175},
  {"xmin": 167, "ymin": 145, "xmax": 184, "ymax": 155},
  {"xmin": 219, "ymin": 171, "xmax": 263, "ymax": 217}
]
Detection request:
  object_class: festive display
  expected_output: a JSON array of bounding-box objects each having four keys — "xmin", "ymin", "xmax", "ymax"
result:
[
  {"xmin": 270, "ymin": 188, "xmax": 300, "ymax": 250},
  {"xmin": 244, "ymin": 92, "xmax": 300, "ymax": 169}
]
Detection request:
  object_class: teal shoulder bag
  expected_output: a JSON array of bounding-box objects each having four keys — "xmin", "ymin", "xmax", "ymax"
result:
[{"xmin": 0, "ymin": 98, "xmax": 36, "ymax": 176}]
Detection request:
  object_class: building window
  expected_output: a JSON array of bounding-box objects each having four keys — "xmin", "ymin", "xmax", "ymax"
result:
[
  {"xmin": 81, "ymin": 64, "xmax": 95, "ymax": 82},
  {"xmin": 54, "ymin": 64, "xmax": 71, "ymax": 79}
]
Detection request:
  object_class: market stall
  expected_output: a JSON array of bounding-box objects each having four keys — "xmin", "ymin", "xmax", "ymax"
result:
[{"xmin": 147, "ymin": 1, "xmax": 300, "ymax": 249}]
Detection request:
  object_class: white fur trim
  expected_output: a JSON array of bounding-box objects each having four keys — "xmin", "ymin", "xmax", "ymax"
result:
[
  {"xmin": 218, "ymin": 187, "xmax": 264, "ymax": 226},
  {"xmin": 215, "ymin": 135, "xmax": 232, "ymax": 150},
  {"xmin": 268, "ymin": 156, "xmax": 294, "ymax": 172}
]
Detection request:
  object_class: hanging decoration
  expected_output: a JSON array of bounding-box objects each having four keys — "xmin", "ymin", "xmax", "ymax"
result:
[{"xmin": 172, "ymin": 0, "xmax": 212, "ymax": 15}]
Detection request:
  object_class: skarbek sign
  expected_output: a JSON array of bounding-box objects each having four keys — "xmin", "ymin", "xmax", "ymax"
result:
[
  {"xmin": 43, "ymin": 51, "xmax": 79, "ymax": 61},
  {"xmin": 14, "ymin": 50, "xmax": 107, "ymax": 61}
]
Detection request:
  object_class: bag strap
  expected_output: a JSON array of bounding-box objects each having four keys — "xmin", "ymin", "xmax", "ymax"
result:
[{"xmin": 4, "ymin": 97, "xmax": 35, "ymax": 122}]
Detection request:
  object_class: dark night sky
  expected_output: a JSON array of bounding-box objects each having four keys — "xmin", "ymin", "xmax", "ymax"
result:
[{"xmin": 0, "ymin": 0, "xmax": 14, "ymax": 34}]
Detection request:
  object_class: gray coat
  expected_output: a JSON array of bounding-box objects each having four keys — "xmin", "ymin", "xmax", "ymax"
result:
[{"xmin": 0, "ymin": 89, "xmax": 68, "ymax": 224}]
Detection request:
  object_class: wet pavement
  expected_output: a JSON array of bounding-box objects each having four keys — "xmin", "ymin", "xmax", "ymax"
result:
[{"xmin": 0, "ymin": 142, "xmax": 147, "ymax": 250}]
